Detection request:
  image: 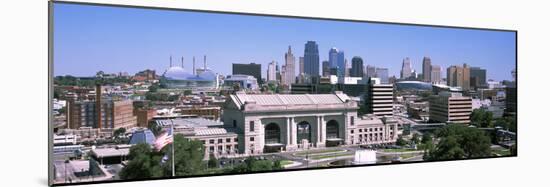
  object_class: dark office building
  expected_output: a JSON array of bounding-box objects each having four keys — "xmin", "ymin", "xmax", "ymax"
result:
[
  {"xmin": 469, "ymin": 67, "xmax": 487, "ymax": 89},
  {"xmin": 505, "ymin": 84, "xmax": 517, "ymax": 116},
  {"xmin": 232, "ymin": 63, "xmax": 262, "ymax": 84},
  {"xmin": 350, "ymin": 56, "xmax": 364, "ymax": 77},
  {"xmin": 304, "ymin": 41, "xmax": 320, "ymax": 77},
  {"xmin": 322, "ymin": 60, "xmax": 331, "ymax": 76}
]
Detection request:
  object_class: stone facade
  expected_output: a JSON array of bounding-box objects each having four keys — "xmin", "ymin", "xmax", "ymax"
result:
[{"xmin": 223, "ymin": 91, "xmax": 397, "ymax": 155}]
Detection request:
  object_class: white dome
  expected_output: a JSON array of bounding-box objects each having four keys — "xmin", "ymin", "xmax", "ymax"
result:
[{"xmin": 164, "ymin": 66, "xmax": 192, "ymax": 80}]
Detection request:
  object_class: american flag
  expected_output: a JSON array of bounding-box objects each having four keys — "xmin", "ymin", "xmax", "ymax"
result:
[{"xmin": 154, "ymin": 128, "xmax": 173, "ymax": 151}]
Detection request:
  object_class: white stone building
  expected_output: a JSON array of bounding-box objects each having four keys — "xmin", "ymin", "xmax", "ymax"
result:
[{"xmin": 222, "ymin": 91, "xmax": 397, "ymax": 154}]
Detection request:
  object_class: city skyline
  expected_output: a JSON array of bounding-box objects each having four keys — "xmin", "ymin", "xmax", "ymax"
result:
[{"xmin": 54, "ymin": 3, "xmax": 516, "ymax": 81}]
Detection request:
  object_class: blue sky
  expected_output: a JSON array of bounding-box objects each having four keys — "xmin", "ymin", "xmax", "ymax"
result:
[{"xmin": 53, "ymin": 3, "xmax": 516, "ymax": 81}]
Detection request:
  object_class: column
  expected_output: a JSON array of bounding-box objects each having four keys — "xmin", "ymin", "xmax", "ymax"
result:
[
  {"xmin": 286, "ymin": 118, "xmax": 292, "ymax": 145},
  {"xmin": 290, "ymin": 117, "xmax": 297, "ymax": 146},
  {"xmin": 320, "ymin": 116, "xmax": 326, "ymax": 143}
]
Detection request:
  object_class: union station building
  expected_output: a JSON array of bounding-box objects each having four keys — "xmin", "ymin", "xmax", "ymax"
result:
[{"xmin": 222, "ymin": 91, "xmax": 398, "ymax": 155}]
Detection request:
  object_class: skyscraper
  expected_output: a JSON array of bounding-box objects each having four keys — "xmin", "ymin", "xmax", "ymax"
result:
[
  {"xmin": 365, "ymin": 80, "xmax": 394, "ymax": 117},
  {"xmin": 329, "ymin": 48, "xmax": 339, "ymax": 68},
  {"xmin": 322, "ymin": 60, "xmax": 330, "ymax": 76},
  {"xmin": 469, "ymin": 67, "xmax": 487, "ymax": 89},
  {"xmin": 299, "ymin": 57, "xmax": 305, "ymax": 74},
  {"xmin": 430, "ymin": 65, "xmax": 442, "ymax": 84},
  {"xmin": 337, "ymin": 51, "xmax": 346, "ymax": 77},
  {"xmin": 422, "ymin": 57, "xmax": 432, "ymax": 82},
  {"xmin": 304, "ymin": 41, "xmax": 320, "ymax": 78},
  {"xmin": 400, "ymin": 57, "xmax": 412, "ymax": 79},
  {"xmin": 366, "ymin": 65, "xmax": 376, "ymax": 78},
  {"xmin": 267, "ymin": 61, "xmax": 276, "ymax": 82},
  {"xmin": 375, "ymin": 67, "xmax": 389, "ymax": 84},
  {"xmin": 447, "ymin": 63, "xmax": 471, "ymax": 90},
  {"xmin": 281, "ymin": 46, "xmax": 296, "ymax": 86},
  {"xmin": 233, "ymin": 63, "xmax": 262, "ymax": 84},
  {"xmin": 350, "ymin": 56, "xmax": 364, "ymax": 77}
]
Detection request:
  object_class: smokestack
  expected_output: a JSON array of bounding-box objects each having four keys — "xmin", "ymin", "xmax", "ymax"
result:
[
  {"xmin": 203, "ymin": 55, "xmax": 207, "ymax": 70},
  {"xmin": 193, "ymin": 56, "xmax": 196, "ymax": 75},
  {"xmin": 181, "ymin": 56, "xmax": 184, "ymax": 68},
  {"xmin": 95, "ymin": 84, "xmax": 102, "ymax": 129},
  {"xmin": 169, "ymin": 55, "xmax": 172, "ymax": 67}
]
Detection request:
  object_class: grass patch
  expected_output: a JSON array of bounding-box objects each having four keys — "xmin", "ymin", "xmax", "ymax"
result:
[
  {"xmin": 400, "ymin": 154, "xmax": 416, "ymax": 160},
  {"xmin": 310, "ymin": 152, "xmax": 353, "ymax": 160},
  {"xmin": 280, "ymin": 160, "xmax": 293, "ymax": 166},
  {"xmin": 382, "ymin": 148, "xmax": 417, "ymax": 153},
  {"xmin": 294, "ymin": 149, "xmax": 343, "ymax": 156},
  {"xmin": 492, "ymin": 148, "xmax": 511, "ymax": 156}
]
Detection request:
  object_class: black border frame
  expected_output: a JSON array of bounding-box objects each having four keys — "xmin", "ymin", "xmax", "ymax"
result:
[{"xmin": 48, "ymin": 0, "xmax": 518, "ymax": 186}]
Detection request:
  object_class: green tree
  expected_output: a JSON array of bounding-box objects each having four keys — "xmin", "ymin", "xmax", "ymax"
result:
[
  {"xmin": 427, "ymin": 136, "xmax": 465, "ymax": 160},
  {"xmin": 120, "ymin": 135, "xmax": 207, "ymax": 179},
  {"xmin": 411, "ymin": 133, "xmax": 420, "ymax": 144},
  {"xmin": 426, "ymin": 124, "xmax": 491, "ymax": 161},
  {"xmin": 208, "ymin": 154, "xmax": 219, "ymax": 169},
  {"xmin": 170, "ymin": 135, "xmax": 206, "ymax": 176},
  {"xmin": 396, "ymin": 135, "xmax": 407, "ymax": 146},
  {"xmin": 148, "ymin": 83, "xmax": 160, "ymax": 93},
  {"xmin": 421, "ymin": 133, "xmax": 432, "ymax": 144},
  {"xmin": 113, "ymin": 128, "xmax": 126, "ymax": 138},
  {"xmin": 119, "ymin": 143, "xmax": 165, "ymax": 180}
]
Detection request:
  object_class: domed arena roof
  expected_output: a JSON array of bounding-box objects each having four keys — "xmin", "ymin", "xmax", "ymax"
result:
[
  {"xmin": 395, "ymin": 81, "xmax": 433, "ymax": 91},
  {"xmin": 163, "ymin": 66, "xmax": 193, "ymax": 80}
]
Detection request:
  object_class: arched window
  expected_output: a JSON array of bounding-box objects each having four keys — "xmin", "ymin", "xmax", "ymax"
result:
[
  {"xmin": 264, "ymin": 123, "xmax": 281, "ymax": 144},
  {"xmin": 297, "ymin": 121, "xmax": 312, "ymax": 142},
  {"xmin": 326, "ymin": 120, "xmax": 339, "ymax": 139}
]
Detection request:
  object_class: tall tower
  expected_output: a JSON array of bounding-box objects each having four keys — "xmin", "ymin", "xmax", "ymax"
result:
[
  {"xmin": 267, "ymin": 61, "xmax": 277, "ymax": 82},
  {"xmin": 283, "ymin": 46, "xmax": 296, "ymax": 85},
  {"xmin": 304, "ymin": 41, "xmax": 320, "ymax": 78},
  {"xmin": 337, "ymin": 51, "xmax": 345, "ymax": 77},
  {"xmin": 351, "ymin": 56, "xmax": 364, "ymax": 77},
  {"xmin": 422, "ymin": 57, "xmax": 432, "ymax": 82},
  {"xmin": 401, "ymin": 57, "xmax": 412, "ymax": 79}
]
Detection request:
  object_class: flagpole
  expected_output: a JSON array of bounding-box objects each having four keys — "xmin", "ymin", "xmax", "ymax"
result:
[{"xmin": 170, "ymin": 119, "xmax": 175, "ymax": 177}]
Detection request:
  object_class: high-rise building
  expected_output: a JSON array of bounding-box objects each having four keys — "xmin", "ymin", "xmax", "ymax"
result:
[
  {"xmin": 469, "ymin": 67, "xmax": 487, "ymax": 89},
  {"xmin": 400, "ymin": 57, "xmax": 412, "ymax": 79},
  {"xmin": 505, "ymin": 84, "xmax": 517, "ymax": 116},
  {"xmin": 365, "ymin": 79, "xmax": 394, "ymax": 117},
  {"xmin": 422, "ymin": 57, "xmax": 432, "ymax": 82},
  {"xmin": 375, "ymin": 67, "xmax": 389, "ymax": 84},
  {"xmin": 304, "ymin": 41, "xmax": 320, "ymax": 78},
  {"xmin": 232, "ymin": 63, "xmax": 262, "ymax": 84},
  {"xmin": 267, "ymin": 61, "xmax": 277, "ymax": 82},
  {"xmin": 447, "ymin": 63, "xmax": 471, "ymax": 90},
  {"xmin": 337, "ymin": 51, "xmax": 346, "ymax": 77},
  {"xmin": 328, "ymin": 48, "xmax": 339, "ymax": 68},
  {"xmin": 430, "ymin": 65, "xmax": 442, "ymax": 84},
  {"xmin": 322, "ymin": 60, "xmax": 331, "ymax": 76},
  {"xmin": 281, "ymin": 46, "xmax": 296, "ymax": 86},
  {"xmin": 351, "ymin": 56, "xmax": 364, "ymax": 77},
  {"xmin": 366, "ymin": 65, "xmax": 376, "ymax": 78},
  {"xmin": 299, "ymin": 57, "xmax": 305, "ymax": 74},
  {"xmin": 429, "ymin": 92, "xmax": 472, "ymax": 124}
]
